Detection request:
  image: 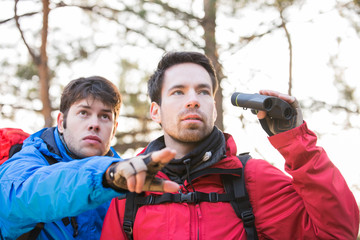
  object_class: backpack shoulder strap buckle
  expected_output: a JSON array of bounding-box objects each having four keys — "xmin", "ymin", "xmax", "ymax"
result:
[
  {"xmin": 208, "ymin": 192, "xmax": 219, "ymax": 202},
  {"xmin": 123, "ymin": 220, "xmax": 133, "ymax": 234},
  {"xmin": 241, "ymin": 210, "xmax": 255, "ymax": 227}
]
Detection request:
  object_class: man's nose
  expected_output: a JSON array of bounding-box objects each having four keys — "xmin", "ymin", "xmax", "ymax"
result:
[
  {"xmin": 88, "ymin": 116, "xmax": 100, "ymax": 131},
  {"xmin": 186, "ymin": 92, "xmax": 200, "ymax": 108}
]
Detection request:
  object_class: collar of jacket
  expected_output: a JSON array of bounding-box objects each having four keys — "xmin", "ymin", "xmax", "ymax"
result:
[
  {"xmin": 143, "ymin": 127, "xmax": 227, "ymax": 183},
  {"xmin": 31, "ymin": 127, "xmax": 114, "ymax": 162}
]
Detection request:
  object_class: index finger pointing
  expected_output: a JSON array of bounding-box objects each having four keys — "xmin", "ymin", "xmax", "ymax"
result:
[{"xmin": 150, "ymin": 148, "xmax": 176, "ymax": 164}]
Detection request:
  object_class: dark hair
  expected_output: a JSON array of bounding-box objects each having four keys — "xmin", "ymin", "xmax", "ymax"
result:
[
  {"xmin": 60, "ymin": 76, "xmax": 122, "ymax": 128},
  {"xmin": 148, "ymin": 51, "xmax": 218, "ymax": 104}
]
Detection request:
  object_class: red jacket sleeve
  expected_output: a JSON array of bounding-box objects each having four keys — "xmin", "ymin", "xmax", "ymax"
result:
[
  {"xmin": 101, "ymin": 197, "xmax": 128, "ymax": 240},
  {"xmin": 246, "ymin": 122, "xmax": 359, "ymax": 239}
]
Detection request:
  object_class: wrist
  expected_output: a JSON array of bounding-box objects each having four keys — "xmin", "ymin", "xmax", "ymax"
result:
[{"xmin": 102, "ymin": 163, "xmax": 117, "ymax": 189}]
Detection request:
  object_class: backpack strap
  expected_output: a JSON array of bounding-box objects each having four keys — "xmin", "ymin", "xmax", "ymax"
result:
[
  {"xmin": 17, "ymin": 218, "xmax": 75, "ymax": 240},
  {"xmin": 221, "ymin": 153, "xmax": 258, "ymax": 240},
  {"xmin": 123, "ymin": 193, "xmax": 140, "ymax": 240},
  {"xmin": 9, "ymin": 144, "xmax": 24, "ymax": 159},
  {"xmin": 122, "ymin": 153, "xmax": 258, "ymax": 240},
  {"xmin": 133, "ymin": 191, "xmax": 234, "ymax": 205},
  {"xmin": 16, "ymin": 223, "xmax": 45, "ymax": 240}
]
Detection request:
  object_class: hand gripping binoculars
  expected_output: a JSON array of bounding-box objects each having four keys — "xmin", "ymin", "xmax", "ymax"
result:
[{"xmin": 231, "ymin": 92, "xmax": 294, "ymax": 120}]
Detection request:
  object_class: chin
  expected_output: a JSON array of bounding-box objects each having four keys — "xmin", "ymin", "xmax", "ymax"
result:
[
  {"xmin": 178, "ymin": 132, "xmax": 205, "ymax": 143},
  {"xmin": 82, "ymin": 149, "xmax": 103, "ymax": 158}
]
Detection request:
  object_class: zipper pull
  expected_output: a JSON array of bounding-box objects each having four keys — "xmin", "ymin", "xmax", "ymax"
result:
[{"xmin": 196, "ymin": 204, "xmax": 202, "ymax": 219}]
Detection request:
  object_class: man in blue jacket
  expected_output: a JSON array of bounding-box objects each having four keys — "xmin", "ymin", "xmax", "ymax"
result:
[{"xmin": 0, "ymin": 76, "xmax": 179, "ymax": 239}]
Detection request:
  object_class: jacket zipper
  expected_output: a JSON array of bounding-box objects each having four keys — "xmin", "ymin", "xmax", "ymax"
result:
[{"xmin": 196, "ymin": 203, "xmax": 202, "ymax": 240}]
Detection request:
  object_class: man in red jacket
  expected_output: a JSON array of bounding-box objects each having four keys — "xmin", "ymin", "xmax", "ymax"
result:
[{"xmin": 101, "ymin": 51, "xmax": 359, "ymax": 239}]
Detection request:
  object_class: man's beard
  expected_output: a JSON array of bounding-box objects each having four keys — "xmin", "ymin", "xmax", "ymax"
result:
[{"xmin": 171, "ymin": 125, "xmax": 211, "ymax": 143}]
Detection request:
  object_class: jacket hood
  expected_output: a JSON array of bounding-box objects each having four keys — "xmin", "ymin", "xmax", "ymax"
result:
[{"xmin": 22, "ymin": 127, "xmax": 65, "ymax": 162}]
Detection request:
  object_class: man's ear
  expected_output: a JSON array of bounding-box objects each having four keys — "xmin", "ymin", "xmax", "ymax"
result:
[
  {"xmin": 150, "ymin": 102, "xmax": 161, "ymax": 124},
  {"xmin": 57, "ymin": 112, "xmax": 64, "ymax": 133}
]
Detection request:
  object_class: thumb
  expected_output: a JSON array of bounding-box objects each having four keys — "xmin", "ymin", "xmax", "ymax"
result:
[
  {"xmin": 162, "ymin": 180, "xmax": 180, "ymax": 193},
  {"xmin": 257, "ymin": 110, "xmax": 267, "ymax": 120},
  {"xmin": 144, "ymin": 177, "xmax": 180, "ymax": 192}
]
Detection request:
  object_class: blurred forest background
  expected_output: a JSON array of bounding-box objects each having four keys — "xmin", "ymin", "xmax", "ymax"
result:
[{"xmin": 0, "ymin": 0, "xmax": 359, "ymax": 232}]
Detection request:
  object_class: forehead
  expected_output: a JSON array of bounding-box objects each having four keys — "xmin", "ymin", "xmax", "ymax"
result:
[
  {"xmin": 162, "ymin": 63, "xmax": 213, "ymax": 90},
  {"xmin": 70, "ymin": 97, "xmax": 112, "ymax": 111}
]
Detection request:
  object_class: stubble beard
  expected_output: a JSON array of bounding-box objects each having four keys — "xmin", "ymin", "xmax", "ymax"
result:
[
  {"xmin": 63, "ymin": 131, "xmax": 106, "ymax": 158},
  {"xmin": 162, "ymin": 108, "xmax": 214, "ymax": 144},
  {"xmin": 171, "ymin": 122, "xmax": 213, "ymax": 143}
]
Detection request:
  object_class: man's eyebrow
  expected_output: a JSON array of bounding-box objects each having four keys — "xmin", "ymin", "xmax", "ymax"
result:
[
  {"xmin": 101, "ymin": 109, "xmax": 113, "ymax": 114},
  {"xmin": 197, "ymin": 83, "xmax": 212, "ymax": 89},
  {"xmin": 76, "ymin": 104, "xmax": 91, "ymax": 109},
  {"xmin": 168, "ymin": 83, "xmax": 212, "ymax": 91},
  {"xmin": 76, "ymin": 104, "xmax": 113, "ymax": 113},
  {"xmin": 168, "ymin": 84, "xmax": 185, "ymax": 91}
]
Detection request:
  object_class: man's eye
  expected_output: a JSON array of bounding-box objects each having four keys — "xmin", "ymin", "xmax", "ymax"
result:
[
  {"xmin": 199, "ymin": 90, "xmax": 211, "ymax": 95},
  {"xmin": 102, "ymin": 114, "xmax": 110, "ymax": 120},
  {"xmin": 172, "ymin": 90, "xmax": 183, "ymax": 95},
  {"xmin": 79, "ymin": 111, "xmax": 87, "ymax": 116}
]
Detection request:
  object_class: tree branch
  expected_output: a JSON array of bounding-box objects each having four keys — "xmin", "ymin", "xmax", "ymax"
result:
[
  {"xmin": 306, "ymin": 99, "xmax": 360, "ymax": 114},
  {"xmin": 143, "ymin": 0, "xmax": 201, "ymax": 22},
  {"xmin": 54, "ymin": 1, "xmax": 202, "ymax": 49},
  {"xmin": 279, "ymin": 8, "xmax": 293, "ymax": 96},
  {"xmin": 0, "ymin": 11, "xmax": 38, "ymax": 24},
  {"xmin": 239, "ymin": 22, "xmax": 283, "ymax": 43},
  {"xmin": 14, "ymin": 0, "xmax": 40, "ymax": 65}
]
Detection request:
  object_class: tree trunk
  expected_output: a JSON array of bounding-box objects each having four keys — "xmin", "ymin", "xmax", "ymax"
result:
[
  {"xmin": 202, "ymin": 0, "xmax": 224, "ymax": 130},
  {"xmin": 39, "ymin": 0, "xmax": 52, "ymax": 127}
]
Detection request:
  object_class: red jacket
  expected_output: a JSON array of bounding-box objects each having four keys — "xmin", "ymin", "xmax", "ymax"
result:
[{"xmin": 101, "ymin": 123, "xmax": 359, "ymax": 239}]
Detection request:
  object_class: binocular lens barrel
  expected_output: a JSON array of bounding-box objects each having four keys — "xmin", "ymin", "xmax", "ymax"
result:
[{"xmin": 231, "ymin": 92, "xmax": 294, "ymax": 120}]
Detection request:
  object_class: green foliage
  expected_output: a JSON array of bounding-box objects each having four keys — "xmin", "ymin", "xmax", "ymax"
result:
[{"xmin": 15, "ymin": 62, "xmax": 38, "ymax": 80}]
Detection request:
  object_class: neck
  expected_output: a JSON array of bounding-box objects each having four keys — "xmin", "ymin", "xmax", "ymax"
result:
[
  {"xmin": 163, "ymin": 134, "xmax": 200, "ymax": 159},
  {"xmin": 58, "ymin": 131, "xmax": 82, "ymax": 159}
]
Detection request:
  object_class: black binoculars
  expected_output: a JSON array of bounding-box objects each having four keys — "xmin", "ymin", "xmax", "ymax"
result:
[{"xmin": 231, "ymin": 92, "xmax": 294, "ymax": 120}]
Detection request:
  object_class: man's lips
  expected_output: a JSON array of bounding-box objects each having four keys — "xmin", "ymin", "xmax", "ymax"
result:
[
  {"xmin": 181, "ymin": 114, "xmax": 202, "ymax": 122},
  {"xmin": 83, "ymin": 135, "xmax": 102, "ymax": 143}
]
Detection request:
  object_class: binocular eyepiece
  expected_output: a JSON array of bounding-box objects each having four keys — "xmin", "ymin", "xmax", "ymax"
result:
[{"xmin": 231, "ymin": 92, "xmax": 294, "ymax": 120}]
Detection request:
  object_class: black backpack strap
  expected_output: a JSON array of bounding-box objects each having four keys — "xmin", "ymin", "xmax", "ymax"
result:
[
  {"xmin": 42, "ymin": 154, "xmax": 58, "ymax": 165},
  {"xmin": 16, "ymin": 223, "xmax": 45, "ymax": 240},
  {"xmin": 9, "ymin": 144, "xmax": 24, "ymax": 158},
  {"xmin": 134, "ymin": 192, "xmax": 233, "ymax": 205},
  {"xmin": 123, "ymin": 192, "xmax": 141, "ymax": 240},
  {"xmin": 60, "ymin": 217, "xmax": 78, "ymax": 237},
  {"xmin": 222, "ymin": 153, "xmax": 258, "ymax": 240},
  {"xmin": 26, "ymin": 223, "xmax": 44, "ymax": 240}
]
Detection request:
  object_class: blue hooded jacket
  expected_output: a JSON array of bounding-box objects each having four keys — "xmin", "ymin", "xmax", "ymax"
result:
[{"xmin": 0, "ymin": 127, "xmax": 124, "ymax": 239}]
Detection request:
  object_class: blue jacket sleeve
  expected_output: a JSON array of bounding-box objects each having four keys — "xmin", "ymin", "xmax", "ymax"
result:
[{"xmin": 0, "ymin": 144, "xmax": 124, "ymax": 236}]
